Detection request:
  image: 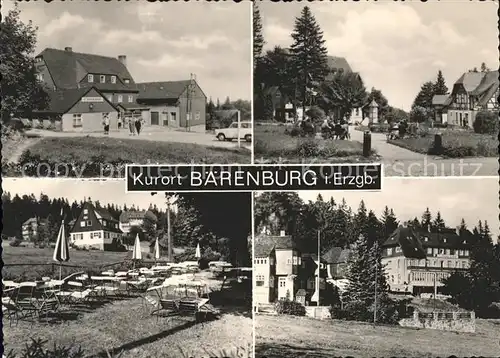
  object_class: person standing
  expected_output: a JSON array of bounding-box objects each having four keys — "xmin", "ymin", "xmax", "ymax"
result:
[
  {"xmin": 134, "ymin": 116, "xmax": 142, "ymax": 136},
  {"xmin": 128, "ymin": 116, "xmax": 135, "ymax": 136},
  {"xmin": 103, "ymin": 114, "xmax": 110, "ymax": 135}
]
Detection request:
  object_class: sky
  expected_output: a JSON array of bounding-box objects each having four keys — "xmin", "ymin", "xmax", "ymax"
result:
[
  {"xmin": 258, "ymin": 0, "xmax": 499, "ymax": 111},
  {"xmin": 5, "ymin": 1, "xmax": 251, "ymax": 101},
  {"xmin": 2, "ymin": 179, "xmax": 170, "ymax": 211},
  {"xmin": 296, "ymin": 177, "xmax": 499, "ymax": 240}
]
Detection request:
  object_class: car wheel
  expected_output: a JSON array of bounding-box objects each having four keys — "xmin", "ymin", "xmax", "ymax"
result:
[
  {"xmin": 217, "ymin": 133, "xmax": 226, "ymax": 141},
  {"xmin": 245, "ymin": 134, "xmax": 252, "ymax": 142}
]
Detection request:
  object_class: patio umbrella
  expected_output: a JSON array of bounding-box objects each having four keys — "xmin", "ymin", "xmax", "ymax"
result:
[
  {"xmin": 132, "ymin": 234, "xmax": 142, "ymax": 270},
  {"xmin": 154, "ymin": 238, "xmax": 160, "ymax": 261},
  {"xmin": 53, "ymin": 211, "xmax": 69, "ymax": 280},
  {"xmin": 195, "ymin": 242, "xmax": 201, "ymax": 259}
]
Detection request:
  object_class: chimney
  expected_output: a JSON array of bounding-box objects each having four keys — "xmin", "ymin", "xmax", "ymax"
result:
[
  {"xmin": 456, "ymin": 226, "xmax": 461, "ymax": 236},
  {"xmin": 118, "ymin": 55, "xmax": 127, "ymax": 67},
  {"xmin": 427, "ymin": 224, "xmax": 431, "ymax": 233},
  {"xmin": 280, "ymin": 230, "xmax": 286, "ymax": 237},
  {"xmin": 64, "ymin": 47, "xmax": 72, "ymax": 52}
]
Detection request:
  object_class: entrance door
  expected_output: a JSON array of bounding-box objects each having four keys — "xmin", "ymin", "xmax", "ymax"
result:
[
  {"xmin": 162, "ymin": 113, "xmax": 168, "ymax": 126},
  {"xmin": 151, "ymin": 111, "xmax": 159, "ymax": 125},
  {"xmin": 278, "ymin": 277, "xmax": 287, "ymax": 300}
]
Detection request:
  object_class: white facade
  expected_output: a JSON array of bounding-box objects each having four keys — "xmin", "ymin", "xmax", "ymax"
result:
[
  {"xmin": 119, "ymin": 218, "xmax": 145, "ymax": 234},
  {"xmin": 70, "ymin": 230, "xmax": 121, "ymax": 250}
]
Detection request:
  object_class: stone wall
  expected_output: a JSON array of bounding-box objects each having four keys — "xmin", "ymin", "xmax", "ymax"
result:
[
  {"xmin": 399, "ymin": 311, "xmax": 475, "ymax": 333},
  {"xmin": 305, "ymin": 306, "xmax": 331, "ymax": 320}
]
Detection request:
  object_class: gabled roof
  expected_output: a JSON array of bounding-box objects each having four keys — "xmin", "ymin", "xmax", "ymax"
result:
[
  {"xmin": 71, "ymin": 202, "xmax": 122, "ymax": 234},
  {"xmin": 327, "ymin": 56, "xmax": 352, "ymax": 73},
  {"xmin": 22, "ymin": 217, "xmax": 38, "ymax": 226},
  {"xmin": 136, "ymin": 80, "xmax": 191, "ymax": 100},
  {"xmin": 119, "ymin": 210, "xmax": 158, "ymax": 223},
  {"xmin": 455, "ymin": 71, "xmax": 486, "ymax": 93},
  {"xmin": 383, "ymin": 225, "xmax": 474, "ymax": 259},
  {"xmin": 254, "ymin": 234, "xmax": 295, "ymax": 257},
  {"xmin": 432, "ymin": 94, "xmax": 450, "ymax": 106},
  {"xmin": 37, "ymin": 48, "xmax": 136, "ymax": 90},
  {"xmin": 322, "ymin": 247, "xmax": 350, "ymax": 264},
  {"xmin": 471, "ymin": 70, "xmax": 499, "ymax": 106},
  {"xmin": 40, "ymin": 86, "xmax": 118, "ymax": 114}
]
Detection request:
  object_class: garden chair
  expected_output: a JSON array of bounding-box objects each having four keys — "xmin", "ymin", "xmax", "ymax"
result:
[
  {"xmin": 67, "ymin": 288, "xmax": 97, "ymax": 305},
  {"xmin": 2, "ymin": 297, "xmax": 22, "ymax": 327},
  {"xmin": 13, "ymin": 282, "xmax": 39, "ymax": 323}
]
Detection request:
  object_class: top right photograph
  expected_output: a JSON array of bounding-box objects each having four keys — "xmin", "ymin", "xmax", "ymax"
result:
[{"xmin": 253, "ymin": 1, "xmax": 498, "ymax": 177}]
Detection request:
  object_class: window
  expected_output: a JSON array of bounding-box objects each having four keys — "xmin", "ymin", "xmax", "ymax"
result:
[
  {"xmin": 459, "ymin": 250, "xmax": 464, "ymax": 256},
  {"xmin": 427, "ymin": 247, "xmax": 432, "ymax": 254},
  {"xmin": 170, "ymin": 112, "xmax": 177, "ymax": 123},
  {"xmin": 286, "ymin": 258, "xmax": 292, "ymax": 265},
  {"xmin": 80, "ymin": 221, "xmax": 86, "ymax": 227},
  {"xmin": 100, "ymin": 75, "xmax": 106, "ymax": 83},
  {"xmin": 128, "ymin": 95, "xmax": 133, "ymax": 103},
  {"xmin": 447, "ymin": 260, "xmax": 452, "ymax": 267},
  {"xmin": 88, "ymin": 74, "xmax": 94, "ymax": 83},
  {"xmin": 86, "ymin": 220, "xmax": 91, "ymax": 226},
  {"xmin": 117, "ymin": 95, "xmax": 123, "ymax": 103},
  {"xmin": 104, "ymin": 232, "xmax": 109, "ymax": 239},
  {"xmin": 83, "ymin": 209, "xmax": 88, "ymax": 214},
  {"xmin": 73, "ymin": 114, "xmax": 82, "ymax": 128},
  {"xmin": 35, "ymin": 57, "xmax": 42, "ymax": 63},
  {"xmin": 395, "ymin": 247, "xmax": 401, "ymax": 253},
  {"xmin": 464, "ymin": 250, "xmax": 469, "ymax": 256},
  {"xmin": 124, "ymin": 79, "xmax": 130, "ymax": 84},
  {"xmin": 111, "ymin": 76, "xmax": 116, "ymax": 84},
  {"xmin": 445, "ymin": 249, "xmax": 450, "ymax": 255},
  {"xmin": 36, "ymin": 73, "xmax": 44, "ymax": 82},
  {"xmin": 387, "ymin": 248, "xmax": 393, "ymax": 255},
  {"xmin": 279, "ymin": 278, "xmax": 286, "ymax": 287},
  {"xmin": 241, "ymin": 123, "xmax": 250, "ymax": 129},
  {"xmin": 292, "ymin": 257, "xmax": 298, "ymax": 265},
  {"xmin": 102, "ymin": 219, "xmax": 107, "ymax": 226},
  {"xmin": 229, "ymin": 123, "xmax": 238, "ymax": 128},
  {"xmin": 255, "ymin": 275, "xmax": 265, "ymax": 286},
  {"xmin": 355, "ymin": 108, "xmax": 359, "ymax": 116}
]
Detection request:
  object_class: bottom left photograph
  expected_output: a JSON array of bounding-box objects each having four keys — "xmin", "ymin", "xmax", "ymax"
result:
[{"xmin": 1, "ymin": 179, "xmax": 253, "ymax": 358}]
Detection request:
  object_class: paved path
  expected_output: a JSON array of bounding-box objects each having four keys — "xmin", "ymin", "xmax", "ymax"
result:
[
  {"xmin": 350, "ymin": 127, "xmax": 497, "ymax": 177},
  {"xmin": 24, "ymin": 128, "xmax": 251, "ymax": 150},
  {"xmin": 2, "ymin": 137, "xmax": 41, "ymax": 164}
]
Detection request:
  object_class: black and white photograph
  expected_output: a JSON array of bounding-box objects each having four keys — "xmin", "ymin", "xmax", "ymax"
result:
[
  {"xmin": 1, "ymin": 1, "xmax": 252, "ymax": 178},
  {"xmin": 253, "ymin": 178, "xmax": 499, "ymax": 357},
  {"xmin": 253, "ymin": 2, "xmax": 498, "ymax": 176},
  {"xmin": 1, "ymin": 179, "xmax": 252, "ymax": 358}
]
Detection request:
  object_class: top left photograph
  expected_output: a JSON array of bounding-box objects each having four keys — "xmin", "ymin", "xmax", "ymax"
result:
[{"xmin": 2, "ymin": 1, "xmax": 252, "ymax": 178}]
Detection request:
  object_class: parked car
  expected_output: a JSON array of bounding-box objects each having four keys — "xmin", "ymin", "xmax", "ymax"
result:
[{"xmin": 216, "ymin": 121, "xmax": 252, "ymax": 142}]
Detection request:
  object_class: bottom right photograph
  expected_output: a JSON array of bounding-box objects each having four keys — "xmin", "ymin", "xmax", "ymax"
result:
[{"xmin": 253, "ymin": 177, "xmax": 499, "ymax": 358}]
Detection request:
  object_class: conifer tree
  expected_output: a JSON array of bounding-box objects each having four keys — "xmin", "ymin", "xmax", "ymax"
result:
[
  {"xmin": 253, "ymin": 3, "xmax": 265, "ymax": 66},
  {"xmin": 421, "ymin": 208, "xmax": 432, "ymax": 230},
  {"xmin": 433, "ymin": 211, "xmax": 446, "ymax": 231},
  {"xmin": 433, "ymin": 70, "xmax": 448, "ymax": 95},
  {"xmin": 381, "ymin": 206, "xmax": 399, "ymax": 242},
  {"xmin": 289, "ymin": 6, "xmax": 329, "ymax": 111}
]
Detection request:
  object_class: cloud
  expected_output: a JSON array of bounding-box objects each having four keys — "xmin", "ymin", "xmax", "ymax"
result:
[
  {"xmin": 42, "ymin": 12, "xmax": 85, "ymax": 37},
  {"xmin": 167, "ymin": 34, "xmax": 232, "ymax": 50}
]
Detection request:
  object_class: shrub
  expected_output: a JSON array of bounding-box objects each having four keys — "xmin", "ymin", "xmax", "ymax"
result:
[
  {"xmin": 5, "ymin": 338, "xmax": 86, "ymax": 358},
  {"xmin": 9, "ymin": 238, "xmax": 22, "ymax": 247},
  {"xmin": 275, "ymin": 299, "xmax": 306, "ymax": 316},
  {"xmin": 473, "ymin": 111, "xmax": 498, "ymax": 134},
  {"xmin": 368, "ymin": 123, "xmax": 390, "ymax": 133},
  {"xmin": 289, "ymin": 127, "xmax": 301, "ymax": 137},
  {"xmin": 338, "ymin": 297, "xmax": 410, "ymax": 324},
  {"xmin": 295, "ymin": 139, "xmax": 320, "ymax": 157},
  {"xmin": 305, "ymin": 106, "xmax": 325, "ymax": 123}
]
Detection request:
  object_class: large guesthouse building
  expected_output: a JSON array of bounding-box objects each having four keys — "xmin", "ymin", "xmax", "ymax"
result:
[
  {"xmin": 381, "ymin": 224, "xmax": 472, "ymax": 295},
  {"xmin": 33, "ymin": 47, "xmax": 206, "ymax": 132}
]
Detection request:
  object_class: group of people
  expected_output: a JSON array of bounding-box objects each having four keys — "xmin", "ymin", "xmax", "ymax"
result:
[
  {"xmin": 320, "ymin": 117, "xmax": 350, "ymax": 140},
  {"xmin": 104, "ymin": 115, "xmax": 144, "ymax": 136}
]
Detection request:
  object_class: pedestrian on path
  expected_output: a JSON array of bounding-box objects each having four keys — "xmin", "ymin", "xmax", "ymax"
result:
[
  {"xmin": 128, "ymin": 116, "xmax": 135, "ymax": 136},
  {"xmin": 103, "ymin": 114, "xmax": 110, "ymax": 135},
  {"xmin": 134, "ymin": 116, "xmax": 143, "ymax": 136}
]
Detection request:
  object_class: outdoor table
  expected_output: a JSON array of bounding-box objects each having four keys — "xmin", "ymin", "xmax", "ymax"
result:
[
  {"xmin": 115, "ymin": 271, "xmax": 128, "ymax": 277},
  {"xmin": 101, "ymin": 271, "xmax": 115, "ymax": 276}
]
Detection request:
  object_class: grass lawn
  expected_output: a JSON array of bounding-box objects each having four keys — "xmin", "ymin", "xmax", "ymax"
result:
[
  {"xmin": 4, "ymin": 292, "xmax": 252, "ymax": 358},
  {"xmin": 255, "ymin": 314, "xmax": 500, "ymax": 358},
  {"xmin": 255, "ymin": 124, "xmax": 377, "ymax": 163},
  {"xmin": 388, "ymin": 130, "xmax": 497, "ymax": 158},
  {"xmin": 3, "ymin": 136, "xmax": 250, "ymax": 177},
  {"xmin": 2, "ymin": 245, "xmax": 131, "ymax": 281}
]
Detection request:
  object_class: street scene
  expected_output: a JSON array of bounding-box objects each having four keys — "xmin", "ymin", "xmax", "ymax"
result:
[
  {"xmin": 253, "ymin": 2, "xmax": 498, "ymax": 176},
  {"xmin": 2, "ymin": 1, "xmax": 252, "ymax": 177},
  {"xmin": 2, "ymin": 180, "xmax": 252, "ymax": 358},
  {"xmin": 254, "ymin": 178, "xmax": 499, "ymax": 357}
]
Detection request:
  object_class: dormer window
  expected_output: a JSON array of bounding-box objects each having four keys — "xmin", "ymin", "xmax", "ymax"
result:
[
  {"xmin": 118, "ymin": 95, "xmax": 123, "ymax": 103},
  {"xmin": 424, "ymin": 237, "xmax": 428, "ymax": 242},
  {"xmin": 111, "ymin": 76, "xmax": 116, "ymax": 84},
  {"xmin": 443, "ymin": 238, "xmax": 447, "ymax": 243},
  {"xmin": 88, "ymin": 74, "xmax": 94, "ymax": 83},
  {"xmin": 128, "ymin": 95, "xmax": 133, "ymax": 103},
  {"xmin": 35, "ymin": 57, "xmax": 42, "ymax": 63},
  {"xmin": 100, "ymin": 75, "xmax": 106, "ymax": 83},
  {"xmin": 124, "ymin": 79, "xmax": 130, "ymax": 84}
]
